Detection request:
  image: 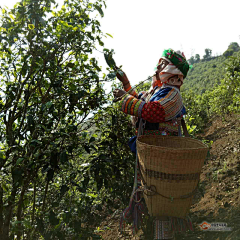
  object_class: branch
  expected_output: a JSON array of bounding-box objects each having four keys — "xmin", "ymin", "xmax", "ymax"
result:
[{"xmin": 42, "ymin": 179, "xmax": 49, "ymax": 213}]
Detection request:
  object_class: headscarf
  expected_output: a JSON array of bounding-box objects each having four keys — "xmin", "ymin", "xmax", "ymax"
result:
[{"xmin": 154, "ymin": 49, "xmax": 190, "ymax": 86}]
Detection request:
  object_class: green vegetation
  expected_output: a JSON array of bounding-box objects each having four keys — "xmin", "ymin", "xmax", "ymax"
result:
[
  {"xmin": 223, "ymin": 42, "xmax": 240, "ymax": 58},
  {"xmin": 0, "ymin": 0, "xmax": 112, "ymax": 239},
  {"xmin": 0, "ymin": 1, "xmax": 240, "ymax": 239},
  {"xmin": 182, "ymin": 51, "xmax": 240, "ymax": 133}
]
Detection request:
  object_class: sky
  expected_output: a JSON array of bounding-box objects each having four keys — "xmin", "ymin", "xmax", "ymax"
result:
[{"xmin": 1, "ymin": 0, "xmax": 240, "ymax": 89}]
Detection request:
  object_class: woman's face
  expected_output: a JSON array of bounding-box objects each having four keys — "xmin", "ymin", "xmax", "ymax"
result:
[
  {"xmin": 155, "ymin": 59, "xmax": 169, "ymax": 80},
  {"xmin": 167, "ymin": 75, "xmax": 183, "ymax": 86}
]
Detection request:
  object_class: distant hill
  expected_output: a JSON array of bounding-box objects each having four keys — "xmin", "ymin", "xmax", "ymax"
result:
[{"xmin": 182, "ymin": 50, "xmax": 240, "ymax": 94}]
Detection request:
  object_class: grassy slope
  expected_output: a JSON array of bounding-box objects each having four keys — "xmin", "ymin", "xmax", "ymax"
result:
[{"xmin": 181, "ymin": 51, "xmax": 240, "ymax": 94}]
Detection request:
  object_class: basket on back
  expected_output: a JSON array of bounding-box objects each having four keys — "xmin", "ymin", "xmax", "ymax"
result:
[{"xmin": 136, "ymin": 135, "xmax": 209, "ymax": 219}]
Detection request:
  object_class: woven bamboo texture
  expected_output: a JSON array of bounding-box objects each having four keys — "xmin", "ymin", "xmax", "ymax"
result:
[{"xmin": 136, "ymin": 135, "xmax": 209, "ymax": 219}]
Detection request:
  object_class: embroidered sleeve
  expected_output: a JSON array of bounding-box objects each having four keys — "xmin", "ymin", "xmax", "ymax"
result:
[
  {"xmin": 118, "ymin": 87, "xmax": 184, "ymax": 123},
  {"xmin": 118, "ymin": 94, "xmax": 145, "ymax": 118},
  {"xmin": 118, "ymin": 94, "xmax": 165, "ymax": 123}
]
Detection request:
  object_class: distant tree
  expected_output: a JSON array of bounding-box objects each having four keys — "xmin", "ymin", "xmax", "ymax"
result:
[
  {"xmin": 195, "ymin": 54, "xmax": 200, "ymax": 62},
  {"xmin": 228, "ymin": 42, "xmax": 240, "ymax": 52},
  {"xmin": 223, "ymin": 42, "xmax": 239, "ymax": 58},
  {"xmin": 203, "ymin": 48, "xmax": 212, "ymax": 60},
  {"xmin": 223, "ymin": 49, "xmax": 234, "ymax": 58},
  {"xmin": 188, "ymin": 56, "xmax": 195, "ymax": 65}
]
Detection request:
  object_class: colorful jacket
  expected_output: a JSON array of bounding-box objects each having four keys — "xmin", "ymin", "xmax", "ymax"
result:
[
  {"xmin": 119, "ymin": 84, "xmax": 185, "ymax": 124},
  {"xmin": 119, "ymin": 84, "xmax": 186, "ymax": 153}
]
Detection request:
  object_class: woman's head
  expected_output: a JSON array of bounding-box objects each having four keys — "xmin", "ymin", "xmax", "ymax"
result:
[
  {"xmin": 152, "ymin": 59, "xmax": 169, "ymax": 88},
  {"xmin": 152, "ymin": 49, "xmax": 190, "ymax": 88}
]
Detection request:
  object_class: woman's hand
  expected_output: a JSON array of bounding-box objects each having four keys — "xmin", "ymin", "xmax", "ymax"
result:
[
  {"xmin": 115, "ymin": 67, "xmax": 129, "ymax": 83},
  {"xmin": 113, "ymin": 89, "xmax": 126, "ymax": 102}
]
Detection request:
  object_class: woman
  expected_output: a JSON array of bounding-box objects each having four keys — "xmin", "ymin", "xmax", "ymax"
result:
[{"xmin": 113, "ymin": 49, "xmax": 191, "ymax": 239}]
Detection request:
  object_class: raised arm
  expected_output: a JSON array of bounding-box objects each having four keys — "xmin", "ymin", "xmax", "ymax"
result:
[{"xmin": 116, "ymin": 69, "xmax": 138, "ymax": 98}]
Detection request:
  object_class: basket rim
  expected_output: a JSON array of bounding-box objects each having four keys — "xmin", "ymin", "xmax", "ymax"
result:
[{"xmin": 136, "ymin": 135, "xmax": 209, "ymax": 151}]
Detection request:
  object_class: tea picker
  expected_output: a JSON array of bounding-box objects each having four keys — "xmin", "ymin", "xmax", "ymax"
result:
[{"xmin": 107, "ymin": 49, "xmax": 208, "ymax": 239}]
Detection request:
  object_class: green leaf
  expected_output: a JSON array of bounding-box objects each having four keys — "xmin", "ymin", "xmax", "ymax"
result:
[
  {"xmin": 69, "ymin": 84, "xmax": 77, "ymax": 91},
  {"xmin": 38, "ymin": 16, "xmax": 46, "ymax": 26},
  {"xmin": 63, "ymin": 212, "xmax": 71, "ymax": 224},
  {"xmin": 83, "ymin": 145, "xmax": 90, "ymax": 154},
  {"xmin": 46, "ymin": 101, "xmax": 53, "ymax": 109},
  {"xmin": 104, "ymin": 52, "xmax": 116, "ymax": 69},
  {"xmin": 60, "ymin": 185, "xmax": 69, "ymax": 196},
  {"xmin": 107, "ymin": 72, "xmax": 116, "ymax": 79},
  {"xmin": 49, "ymin": 211, "xmax": 59, "ymax": 226},
  {"xmin": 78, "ymin": 90, "xmax": 86, "ymax": 99},
  {"xmin": 0, "ymin": 152, "xmax": 6, "ymax": 160},
  {"xmin": 16, "ymin": 158, "xmax": 24, "ymax": 165},
  {"xmin": 106, "ymin": 33, "xmax": 113, "ymax": 38},
  {"xmin": 89, "ymin": 137, "xmax": 95, "ymax": 143},
  {"xmin": 28, "ymin": 24, "xmax": 35, "ymax": 30},
  {"xmin": 12, "ymin": 168, "xmax": 23, "ymax": 184},
  {"xmin": 60, "ymin": 151, "xmax": 68, "ymax": 164},
  {"xmin": 94, "ymin": 5, "xmax": 104, "ymax": 17}
]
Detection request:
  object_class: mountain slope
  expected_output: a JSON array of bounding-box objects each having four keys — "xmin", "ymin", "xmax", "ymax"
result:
[{"xmin": 182, "ymin": 51, "xmax": 240, "ymax": 94}]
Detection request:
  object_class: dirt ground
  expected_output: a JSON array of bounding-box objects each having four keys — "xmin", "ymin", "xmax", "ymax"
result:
[{"xmin": 96, "ymin": 114, "xmax": 240, "ymax": 240}]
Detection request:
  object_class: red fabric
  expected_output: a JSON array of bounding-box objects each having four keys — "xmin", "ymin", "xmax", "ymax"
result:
[
  {"xmin": 141, "ymin": 102, "xmax": 165, "ymax": 123},
  {"xmin": 152, "ymin": 79, "xmax": 163, "ymax": 88}
]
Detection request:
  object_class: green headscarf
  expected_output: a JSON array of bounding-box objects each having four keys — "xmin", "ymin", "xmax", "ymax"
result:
[{"xmin": 161, "ymin": 49, "xmax": 190, "ymax": 78}]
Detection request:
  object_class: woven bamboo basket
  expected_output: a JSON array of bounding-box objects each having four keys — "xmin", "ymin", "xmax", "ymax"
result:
[{"xmin": 136, "ymin": 135, "xmax": 209, "ymax": 219}]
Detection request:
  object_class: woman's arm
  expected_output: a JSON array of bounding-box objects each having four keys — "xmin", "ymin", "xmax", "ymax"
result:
[{"xmin": 116, "ymin": 70, "xmax": 139, "ymax": 98}]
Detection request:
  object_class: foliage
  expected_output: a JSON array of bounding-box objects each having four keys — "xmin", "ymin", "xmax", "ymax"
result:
[
  {"xmin": 0, "ymin": 0, "xmax": 110, "ymax": 239},
  {"xmin": 182, "ymin": 52, "xmax": 240, "ymax": 132},
  {"xmin": 88, "ymin": 103, "xmax": 136, "ymax": 208},
  {"xmin": 195, "ymin": 54, "xmax": 200, "ymax": 63},
  {"xmin": 203, "ymin": 48, "xmax": 212, "ymax": 60},
  {"xmin": 188, "ymin": 56, "xmax": 195, "ymax": 65},
  {"xmin": 223, "ymin": 42, "xmax": 240, "ymax": 58},
  {"xmin": 182, "ymin": 51, "xmax": 240, "ymax": 94},
  {"xmin": 228, "ymin": 42, "xmax": 240, "ymax": 52},
  {"xmin": 223, "ymin": 48, "xmax": 234, "ymax": 58}
]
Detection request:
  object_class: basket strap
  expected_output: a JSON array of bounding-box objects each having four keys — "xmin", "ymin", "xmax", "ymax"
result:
[
  {"xmin": 139, "ymin": 182, "xmax": 199, "ymax": 202},
  {"xmin": 181, "ymin": 119, "xmax": 190, "ymax": 137}
]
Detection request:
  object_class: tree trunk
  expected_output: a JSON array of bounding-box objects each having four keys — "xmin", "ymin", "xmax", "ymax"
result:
[
  {"xmin": 42, "ymin": 179, "xmax": 49, "ymax": 213},
  {"xmin": 17, "ymin": 180, "xmax": 29, "ymax": 240},
  {"xmin": 32, "ymin": 181, "xmax": 36, "ymax": 225},
  {"xmin": 2, "ymin": 185, "xmax": 18, "ymax": 240}
]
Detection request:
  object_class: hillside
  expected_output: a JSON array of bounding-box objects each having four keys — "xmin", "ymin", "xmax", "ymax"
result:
[{"xmin": 182, "ymin": 51, "xmax": 240, "ymax": 94}]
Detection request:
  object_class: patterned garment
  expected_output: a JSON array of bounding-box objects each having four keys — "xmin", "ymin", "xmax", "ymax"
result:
[
  {"xmin": 154, "ymin": 220, "xmax": 175, "ymax": 239},
  {"xmin": 119, "ymin": 85, "xmax": 185, "ymax": 123}
]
